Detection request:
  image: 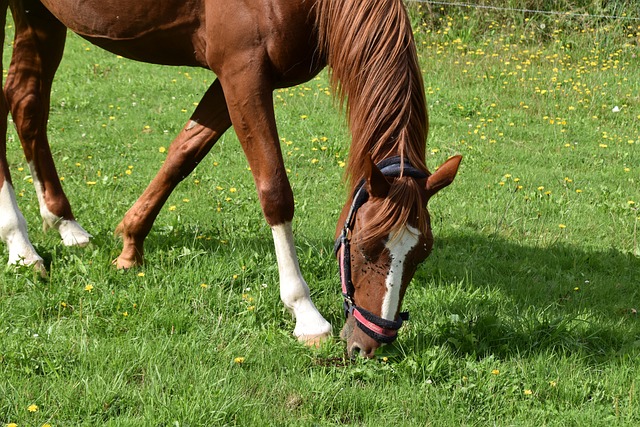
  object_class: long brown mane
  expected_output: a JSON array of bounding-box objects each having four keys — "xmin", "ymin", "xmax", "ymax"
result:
[{"xmin": 315, "ymin": 0, "xmax": 429, "ymax": 189}]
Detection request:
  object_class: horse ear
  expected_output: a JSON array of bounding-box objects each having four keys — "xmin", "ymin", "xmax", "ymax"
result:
[
  {"xmin": 425, "ymin": 155, "xmax": 462, "ymax": 199},
  {"xmin": 364, "ymin": 154, "xmax": 391, "ymax": 198}
]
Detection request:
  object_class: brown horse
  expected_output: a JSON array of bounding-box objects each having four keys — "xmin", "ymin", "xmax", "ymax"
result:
[{"xmin": 0, "ymin": 0, "xmax": 461, "ymax": 357}]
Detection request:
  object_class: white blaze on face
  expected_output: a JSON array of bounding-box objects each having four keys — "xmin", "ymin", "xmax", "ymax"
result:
[{"xmin": 380, "ymin": 225, "xmax": 420, "ymax": 321}]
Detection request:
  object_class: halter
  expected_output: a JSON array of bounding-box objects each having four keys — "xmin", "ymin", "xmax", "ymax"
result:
[{"xmin": 334, "ymin": 156, "xmax": 428, "ymax": 344}]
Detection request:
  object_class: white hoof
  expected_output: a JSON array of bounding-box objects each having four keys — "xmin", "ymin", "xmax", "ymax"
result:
[
  {"xmin": 7, "ymin": 247, "xmax": 46, "ymax": 277},
  {"xmin": 57, "ymin": 220, "xmax": 92, "ymax": 247},
  {"xmin": 293, "ymin": 312, "xmax": 333, "ymax": 344}
]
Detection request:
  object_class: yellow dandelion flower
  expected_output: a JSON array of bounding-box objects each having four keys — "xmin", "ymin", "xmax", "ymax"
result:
[
  {"xmin": 491, "ymin": 369, "xmax": 500, "ymax": 375},
  {"xmin": 27, "ymin": 404, "xmax": 38, "ymax": 412},
  {"xmin": 159, "ymin": 146, "xmax": 166, "ymax": 153},
  {"xmin": 229, "ymin": 188, "xmax": 237, "ymax": 193},
  {"xmin": 84, "ymin": 284, "xmax": 94, "ymax": 292},
  {"xmin": 628, "ymin": 201, "xmax": 635, "ymax": 206},
  {"xmin": 168, "ymin": 205, "xmax": 177, "ymax": 211},
  {"xmin": 234, "ymin": 357, "xmax": 245, "ymax": 364},
  {"xmin": 122, "ymin": 311, "xmax": 128, "ymax": 317},
  {"xmin": 86, "ymin": 181, "xmax": 97, "ymax": 185},
  {"xmin": 200, "ymin": 283, "xmax": 208, "ymax": 289},
  {"xmin": 138, "ymin": 272, "xmax": 145, "ymax": 277},
  {"xmin": 537, "ymin": 186, "xmax": 544, "ymax": 191},
  {"xmin": 524, "ymin": 389, "xmax": 533, "ymax": 395},
  {"xmin": 549, "ymin": 380, "xmax": 557, "ymax": 387},
  {"xmin": 559, "ymin": 224, "xmax": 566, "ymax": 229}
]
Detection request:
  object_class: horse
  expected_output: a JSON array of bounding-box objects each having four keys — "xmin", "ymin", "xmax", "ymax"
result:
[{"xmin": 0, "ymin": 0, "xmax": 461, "ymax": 357}]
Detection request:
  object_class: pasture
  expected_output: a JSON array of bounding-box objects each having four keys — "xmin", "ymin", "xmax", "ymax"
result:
[{"xmin": 2, "ymin": 3, "xmax": 640, "ymax": 425}]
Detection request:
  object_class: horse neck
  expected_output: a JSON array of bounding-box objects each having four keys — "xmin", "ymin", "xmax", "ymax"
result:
[{"xmin": 315, "ymin": 0, "xmax": 429, "ymax": 191}]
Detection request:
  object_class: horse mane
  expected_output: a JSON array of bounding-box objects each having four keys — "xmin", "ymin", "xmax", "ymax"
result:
[{"xmin": 314, "ymin": 0, "xmax": 429, "ymax": 189}]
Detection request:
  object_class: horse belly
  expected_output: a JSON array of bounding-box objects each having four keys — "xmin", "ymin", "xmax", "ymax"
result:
[{"xmin": 40, "ymin": 0, "xmax": 206, "ymax": 66}]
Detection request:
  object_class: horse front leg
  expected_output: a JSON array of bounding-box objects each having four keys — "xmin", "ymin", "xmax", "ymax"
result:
[
  {"xmin": 114, "ymin": 80, "xmax": 232, "ymax": 268},
  {"xmin": 218, "ymin": 61, "xmax": 332, "ymax": 345},
  {"xmin": 5, "ymin": 1, "xmax": 91, "ymax": 248}
]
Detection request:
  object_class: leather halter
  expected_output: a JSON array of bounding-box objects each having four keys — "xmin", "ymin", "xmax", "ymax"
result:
[{"xmin": 334, "ymin": 156, "xmax": 428, "ymax": 344}]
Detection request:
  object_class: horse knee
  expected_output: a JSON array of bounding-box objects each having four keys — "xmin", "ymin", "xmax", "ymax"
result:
[{"xmin": 257, "ymin": 180, "xmax": 294, "ymax": 225}]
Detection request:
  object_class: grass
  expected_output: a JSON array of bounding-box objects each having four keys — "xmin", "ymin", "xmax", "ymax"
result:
[{"xmin": 2, "ymin": 4, "xmax": 640, "ymax": 426}]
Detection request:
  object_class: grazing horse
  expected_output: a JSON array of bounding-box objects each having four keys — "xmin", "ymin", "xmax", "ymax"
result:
[{"xmin": 0, "ymin": 0, "xmax": 461, "ymax": 357}]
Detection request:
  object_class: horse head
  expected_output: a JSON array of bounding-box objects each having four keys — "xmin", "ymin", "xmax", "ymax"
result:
[{"xmin": 336, "ymin": 154, "xmax": 461, "ymax": 357}]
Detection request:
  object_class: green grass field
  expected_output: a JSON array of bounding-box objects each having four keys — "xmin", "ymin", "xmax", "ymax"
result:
[{"xmin": 2, "ymin": 4, "xmax": 640, "ymax": 426}]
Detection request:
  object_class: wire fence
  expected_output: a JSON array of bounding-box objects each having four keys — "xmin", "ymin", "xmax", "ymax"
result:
[{"xmin": 406, "ymin": 0, "xmax": 640, "ymax": 21}]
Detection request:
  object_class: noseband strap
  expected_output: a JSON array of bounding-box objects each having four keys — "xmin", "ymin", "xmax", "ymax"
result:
[{"xmin": 334, "ymin": 156, "xmax": 427, "ymax": 344}]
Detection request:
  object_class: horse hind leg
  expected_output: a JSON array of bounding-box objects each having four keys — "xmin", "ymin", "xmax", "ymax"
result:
[
  {"xmin": 5, "ymin": 2, "xmax": 91, "ymax": 248},
  {"xmin": 0, "ymin": 1, "xmax": 45, "ymax": 273},
  {"xmin": 114, "ymin": 79, "xmax": 232, "ymax": 268},
  {"xmin": 0, "ymin": 90, "xmax": 45, "ymax": 272}
]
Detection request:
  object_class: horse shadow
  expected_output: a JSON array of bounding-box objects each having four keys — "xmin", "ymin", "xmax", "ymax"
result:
[
  {"xmin": 35, "ymin": 222, "xmax": 637, "ymax": 362},
  {"xmin": 402, "ymin": 231, "xmax": 640, "ymax": 361},
  {"xmin": 128, "ymin": 224, "xmax": 640, "ymax": 361}
]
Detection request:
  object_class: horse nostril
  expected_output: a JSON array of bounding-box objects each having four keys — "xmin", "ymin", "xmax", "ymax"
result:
[
  {"xmin": 349, "ymin": 342, "xmax": 377, "ymax": 358},
  {"xmin": 349, "ymin": 344, "xmax": 361, "ymax": 358}
]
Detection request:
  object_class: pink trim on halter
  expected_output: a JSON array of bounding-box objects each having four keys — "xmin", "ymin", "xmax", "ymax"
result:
[{"xmin": 353, "ymin": 308, "xmax": 398, "ymax": 338}]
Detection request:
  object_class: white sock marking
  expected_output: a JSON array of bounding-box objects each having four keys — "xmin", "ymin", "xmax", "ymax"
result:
[
  {"xmin": 0, "ymin": 180, "xmax": 43, "ymax": 266},
  {"xmin": 381, "ymin": 225, "xmax": 420, "ymax": 321},
  {"xmin": 271, "ymin": 223, "xmax": 332, "ymax": 339},
  {"xmin": 28, "ymin": 162, "xmax": 92, "ymax": 247}
]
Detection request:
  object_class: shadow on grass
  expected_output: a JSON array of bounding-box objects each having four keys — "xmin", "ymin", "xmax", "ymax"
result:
[
  {"xmin": 31, "ymin": 222, "xmax": 638, "ymax": 362},
  {"xmin": 404, "ymin": 231, "xmax": 640, "ymax": 361}
]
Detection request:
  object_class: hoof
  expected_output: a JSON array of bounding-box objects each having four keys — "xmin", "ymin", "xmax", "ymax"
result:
[
  {"xmin": 57, "ymin": 220, "xmax": 92, "ymax": 247},
  {"xmin": 8, "ymin": 257, "xmax": 47, "ymax": 278},
  {"xmin": 32, "ymin": 260, "xmax": 48, "ymax": 278},
  {"xmin": 112, "ymin": 256, "xmax": 142, "ymax": 270},
  {"xmin": 298, "ymin": 332, "xmax": 332, "ymax": 348}
]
